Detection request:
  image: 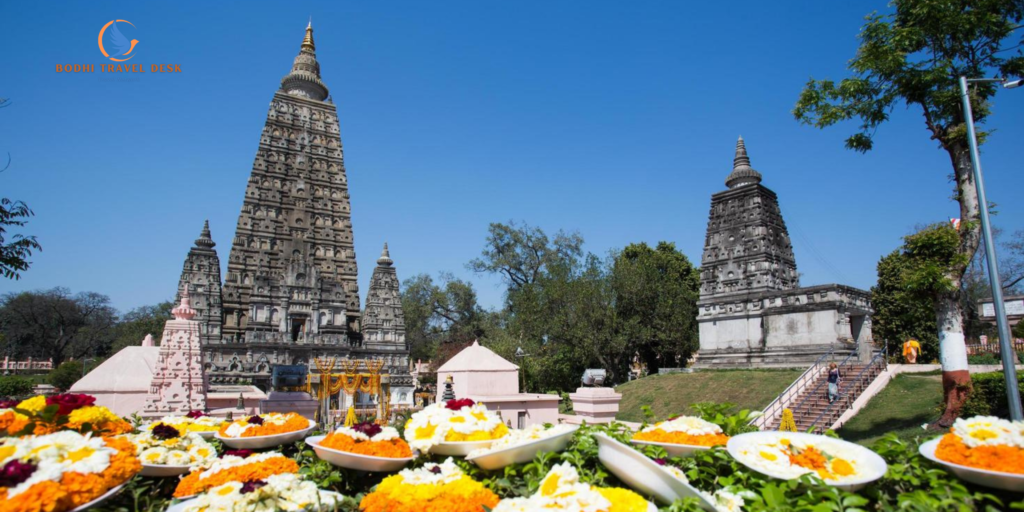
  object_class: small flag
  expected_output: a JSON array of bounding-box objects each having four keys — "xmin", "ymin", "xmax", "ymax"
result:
[{"xmin": 950, "ymin": 218, "xmax": 961, "ymax": 230}]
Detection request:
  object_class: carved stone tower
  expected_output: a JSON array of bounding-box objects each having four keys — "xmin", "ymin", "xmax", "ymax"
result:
[
  {"xmin": 176, "ymin": 220, "xmax": 223, "ymax": 346},
  {"xmin": 699, "ymin": 136, "xmax": 799, "ymax": 300},
  {"xmin": 695, "ymin": 137, "xmax": 873, "ymax": 368},
  {"xmin": 142, "ymin": 289, "xmax": 207, "ymax": 416},
  {"xmin": 221, "ymin": 21, "xmax": 360, "ymax": 345},
  {"xmin": 362, "ymin": 243, "xmax": 407, "ymax": 353}
]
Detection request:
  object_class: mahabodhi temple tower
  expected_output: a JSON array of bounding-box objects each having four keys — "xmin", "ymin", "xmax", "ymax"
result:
[
  {"xmin": 176, "ymin": 23, "xmax": 413, "ymax": 398},
  {"xmin": 694, "ymin": 137, "xmax": 873, "ymax": 368}
]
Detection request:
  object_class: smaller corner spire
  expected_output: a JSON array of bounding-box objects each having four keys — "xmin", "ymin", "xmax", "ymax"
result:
[
  {"xmin": 377, "ymin": 242, "xmax": 394, "ymax": 267},
  {"xmin": 195, "ymin": 220, "xmax": 216, "ymax": 249},
  {"xmin": 725, "ymin": 135, "xmax": 762, "ymax": 189},
  {"xmin": 173, "ymin": 287, "xmax": 197, "ymax": 320}
]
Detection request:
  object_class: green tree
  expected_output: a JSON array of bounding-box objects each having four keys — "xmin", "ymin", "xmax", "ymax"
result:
[
  {"xmin": 0, "ymin": 98, "xmax": 41, "ymax": 281},
  {"xmin": 112, "ymin": 301, "xmax": 173, "ymax": 352},
  {"xmin": 401, "ymin": 273, "xmax": 488, "ymax": 362},
  {"xmin": 48, "ymin": 360, "xmax": 83, "ymax": 391},
  {"xmin": 0, "ymin": 288, "xmax": 117, "ymax": 364},
  {"xmin": 872, "ymin": 248, "xmax": 941, "ymax": 363},
  {"xmin": 611, "ymin": 242, "xmax": 700, "ymax": 374},
  {"xmin": 468, "ymin": 221, "xmax": 583, "ymax": 305},
  {"xmin": 793, "ymin": 0, "xmax": 1023, "ymax": 424}
]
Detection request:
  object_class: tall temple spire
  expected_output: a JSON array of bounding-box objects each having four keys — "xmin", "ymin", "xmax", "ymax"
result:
[
  {"xmin": 281, "ymin": 20, "xmax": 329, "ymax": 101},
  {"xmin": 725, "ymin": 136, "xmax": 763, "ymax": 189},
  {"xmin": 195, "ymin": 220, "xmax": 215, "ymax": 249},
  {"xmin": 377, "ymin": 242, "xmax": 393, "ymax": 267}
]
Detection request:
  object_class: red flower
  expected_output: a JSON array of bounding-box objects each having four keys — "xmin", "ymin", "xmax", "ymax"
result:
[
  {"xmin": 445, "ymin": 398, "xmax": 475, "ymax": 411},
  {"xmin": 0, "ymin": 400, "xmax": 18, "ymax": 409},
  {"xmin": 222, "ymin": 449, "xmax": 255, "ymax": 459},
  {"xmin": 0, "ymin": 460, "xmax": 36, "ymax": 487},
  {"xmin": 186, "ymin": 410, "xmax": 208, "ymax": 419},
  {"xmin": 45, "ymin": 393, "xmax": 96, "ymax": 416},
  {"xmin": 352, "ymin": 422, "xmax": 382, "ymax": 438},
  {"xmin": 152, "ymin": 423, "xmax": 181, "ymax": 440}
]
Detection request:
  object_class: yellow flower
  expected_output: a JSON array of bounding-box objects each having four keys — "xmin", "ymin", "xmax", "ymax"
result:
[
  {"xmin": 68, "ymin": 406, "xmax": 120, "ymax": 426},
  {"xmin": 17, "ymin": 395, "xmax": 47, "ymax": 413},
  {"xmin": 596, "ymin": 487, "xmax": 648, "ymax": 512}
]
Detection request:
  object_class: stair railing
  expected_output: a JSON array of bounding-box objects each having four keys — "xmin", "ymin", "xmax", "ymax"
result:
[
  {"xmin": 786, "ymin": 348, "xmax": 858, "ymax": 428},
  {"xmin": 805, "ymin": 345, "xmax": 887, "ymax": 432},
  {"xmin": 750, "ymin": 349, "xmax": 833, "ymax": 430}
]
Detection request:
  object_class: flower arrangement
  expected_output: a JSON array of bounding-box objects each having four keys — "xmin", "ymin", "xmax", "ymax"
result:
[
  {"xmin": 0, "ymin": 431, "xmax": 141, "ymax": 512},
  {"xmin": 129, "ymin": 424, "xmax": 218, "ymax": 467},
  {"xmin": 180, "ymin": 473, "xmax": 341, "ymax": 512},
  {"xmin": 492, "ymin": 462, "xmax": 648, "ymax": 512},
  {"xmin": 466, "ymin": 423, "xmax": 575, "ymax": 458},
  {"xmin": 320, "ymin": 422, "xmax": 413, "ymax": 458},
  {"xmin": 632, "ymin": 415, "xmax": 729, "ymax": 447},
  {"xmin": 404, "ymin": 399, "xmax": 509, "ymax": 451},
  {"xmin": 732, "ymin": 434, "xmax": 863, "ymax": 483},
  {"xmin": 653, "ymin": 458, "xmax": 753, "ymax": 512},
  {"xmin": 173, "ymin": 451, "xmax": 299, "ymax": 497},
  {"xmin": 217, "ymin": 412, "xmax": 311, "ymax": 438},
  {"xmin": 934, "ymin": 415, "xmax": 1024, "ymax": 474},
  {"xmin": 0, "ymin": 394, "xmax": 132, "ymax": 437},
  {"xmin": 146, "ymin": 413, "xmax": 224, "ymax": 435},
  {"xmin": 360, "ymin": 457, "xmax": 499, "ymax": 512}
]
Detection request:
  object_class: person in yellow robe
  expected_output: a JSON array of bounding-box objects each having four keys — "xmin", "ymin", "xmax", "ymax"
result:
[{"xmin": 903, "ymin": 338, "xmax": 921, "ymax": 364}]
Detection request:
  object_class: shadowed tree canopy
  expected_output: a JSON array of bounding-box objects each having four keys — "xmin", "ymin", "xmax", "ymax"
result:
[
  {"xmin": 111, "ymin": 301, "xmax": 173, "ymax": 352},
  {"xmin": 0, "ymin": 287, "xmax": 117, "ymax": 364},
  {"xmin": 401, "ymin": 272, "xmax": 488, "ymax": 362},
  {"xmin": 793, "ymin": 0, "xmax": 1023, "ymax": 426}
]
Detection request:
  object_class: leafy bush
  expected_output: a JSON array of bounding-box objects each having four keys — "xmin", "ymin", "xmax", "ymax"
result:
[
  {"xmin": 47, "ymin": 361, "xmax": 83, "ymax": 391},
  {"xmin": 960, "ymin": 371, "xmax": 1024, "ymax": 419},
  {"xmin": 0, "ymin": 376, "xmax": 33, "ymax": 398},
  {"xmin": 967, "ymin": 353, "xmax": 1000, "ymax": 365}
]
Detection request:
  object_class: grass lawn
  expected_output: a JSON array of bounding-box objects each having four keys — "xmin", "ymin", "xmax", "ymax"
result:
[
  {"xmin": 838, "ymin": 372, "xmax": 943, "ymax": 446},
  {"xmin": 615, "ymin": 369, "xmax": 803, "ymax": 422}
]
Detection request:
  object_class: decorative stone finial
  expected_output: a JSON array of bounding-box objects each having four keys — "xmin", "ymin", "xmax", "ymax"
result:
[
  {"xmin": 281, "ymin": 21, "xmax": 329, "ymax": 101},
  {"xmin": 725, "ymin": 136, "xmax": 763, "ymax": 189},
  {"xmin": 195, "ymin": 220, "xmax": 215, "ymax": 249},
  {"xmin": 172, "ymin": 288, "xmax": 197, "ymax": 320},
  {"xmin": 377, "ymin": 242, "xmax": 393, "ymax": 267},
  {"xmin": 141, "ymin": 334, "xmax": 155, "ymax": 347}
]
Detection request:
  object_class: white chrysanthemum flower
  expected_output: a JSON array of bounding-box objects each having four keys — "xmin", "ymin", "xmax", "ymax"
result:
[
  {"xmin": 140, "ymin": 446, "xmax": 169, "ymax": 464},
  {"xmin": 642, "ymin": 416, "xmax": 723, "ymax": 436},
  {"xmin": 468, "ymin": 424, "xmax": 574, "ymax": 458},
  {"xmin": 953, "ymin": 416, "xmax": 1017, "ymax": 448}
]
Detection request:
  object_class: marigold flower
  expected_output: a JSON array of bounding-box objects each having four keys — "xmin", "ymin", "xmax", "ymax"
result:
[{"xmin": 936, "ymin": 432, "xmax": 1024, "ymax": 474}]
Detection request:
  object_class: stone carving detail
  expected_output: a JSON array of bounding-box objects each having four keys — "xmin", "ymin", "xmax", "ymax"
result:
[{"xmin": 143, "ymin": 290, "xmax": 207, "ymax": 415}]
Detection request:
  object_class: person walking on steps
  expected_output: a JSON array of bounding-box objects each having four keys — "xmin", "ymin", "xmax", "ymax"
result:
[{"xmin": 827, "ymin": 362, "xmax": 841, "ymax": 404}]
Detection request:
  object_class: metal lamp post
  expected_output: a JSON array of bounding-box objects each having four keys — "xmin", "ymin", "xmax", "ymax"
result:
[
  {"xmin": 958, "ymin": 76, "xmax": 1023, "ymax": 420},
  {"xmin": 515, "ymin": 346, "xmax": 530, "ymax": 393}
]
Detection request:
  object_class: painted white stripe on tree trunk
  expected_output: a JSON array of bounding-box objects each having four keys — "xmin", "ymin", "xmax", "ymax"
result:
[{"xmin": 940, "ymin": 331, "xmax": 969, "ymax": 372}]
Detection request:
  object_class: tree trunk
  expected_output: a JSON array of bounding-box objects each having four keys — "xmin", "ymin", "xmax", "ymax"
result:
[
  {"xmin": 936, "ymin": 287, "xmax": 971, "ymax": 426},
  {"xmin": 937, "ymin": 144, "xmax": 983, "ymax": 426}
]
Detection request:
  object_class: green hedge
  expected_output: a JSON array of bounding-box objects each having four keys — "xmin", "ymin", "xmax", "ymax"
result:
[
  {"xmin": 961, "ymin": 371, "xmax": 1024, "ymax": 418},
  {"xmin": 0, "ymin": 376, "xmax": 34, "ymax": 398}
]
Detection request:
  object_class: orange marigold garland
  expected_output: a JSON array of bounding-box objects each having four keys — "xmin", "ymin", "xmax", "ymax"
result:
[
  {"xmin": 360, "ymin": 458, "xmax": 499, "ymax": 512},
  {"xmin": 934, "ymin": 416, "xmax": 1024, "ymax": 474},
  {"xmin": 217, "ymin": 412, "xmax": 311, "ymax": 438},
  {"xmin": 320, "ymin": 423, "xmax": 412, "ymax": 458},
  {"xmin": 173, "ymin": 452, "xmax": 299, "ymax": 497},
  {"xmin": 632, "ymin": 415, "xmax": 729, "ymax": 447},
  {"xmin": 0, "ymin": 431, "xmax": 141, "ymax": 512}
]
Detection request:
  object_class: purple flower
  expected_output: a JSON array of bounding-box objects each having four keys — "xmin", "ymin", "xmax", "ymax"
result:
[
  {"xmin": 0, "ymin": 460, "xmax": 36, "ymax": 487},
  {"xmin": 0, "ymin": 400, "xmax": 18, "ymax": 409},
  {"xmin": 222, "ymin": 449, "xmax": 256, "ymax": 458},
  {"xmin": 246, "ymin": 415, "xmax": 264, "ymax": 425},
  {"xmin": 429, "ymin": 465, "xmax": 442, "ymax": 474},
  {"xmin": 653, "ymin": 458, "xmax": 667, "ymax": 466},
  {"xmin": 151, "ymin": 423, "xmax": 181, "ymax": 440},
  {"xmin": 241, "ymin": 479, "xmax": 267, "ymax": 494},
  {"xmin": 186, "ymin": 410, "xmax": 208, "ymax": 419},
  {"xmin": 352, "ymin": 422, "xmax": 382, "ymax": 438}
]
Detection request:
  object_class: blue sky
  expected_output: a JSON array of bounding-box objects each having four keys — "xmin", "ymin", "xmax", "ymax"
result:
[{"xmin": 2, "ymin": 1, "xmax": 1023, "ymax": 313}]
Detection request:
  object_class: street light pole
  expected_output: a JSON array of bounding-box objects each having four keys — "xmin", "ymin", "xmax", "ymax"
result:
[{"xmin": 958, "ymin": 76, "xmax": 1022, "ymax": 420}]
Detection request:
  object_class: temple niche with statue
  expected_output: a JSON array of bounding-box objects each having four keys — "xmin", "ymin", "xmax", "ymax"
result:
[
  {"xmin": 167, "ymin": 22, "xmax": 413, "ymax": 407},
  {"xmin": 694, "ymin": 137, "xmax": 873, "ymax": 368}
]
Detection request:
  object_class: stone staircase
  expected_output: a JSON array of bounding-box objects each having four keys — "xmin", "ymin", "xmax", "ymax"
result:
[{"xmin": 753, "ymin": 347, "xmax": 887, "ymax": 432}]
